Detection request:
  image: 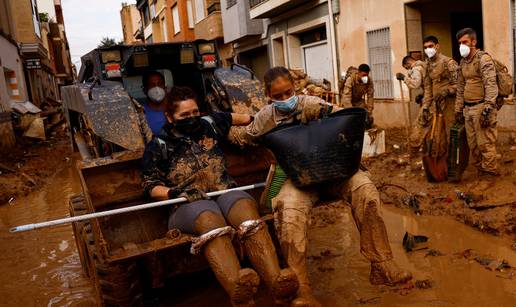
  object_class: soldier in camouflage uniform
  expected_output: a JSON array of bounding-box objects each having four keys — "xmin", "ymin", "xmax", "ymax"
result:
[
  {"xmin": 455, "ymin": 28, "xmax": 499, "ymax": 176},
  {"xmin": 397, "ymin": 55, "xmax": 428, "ymax": 156},
  {"xmin": 341, "ymin": 64, "xmax": 375, "ymax": 127},
  {"xmin": 422, "ymin": 35, "xmax": 459, "ymax": 159},
  {"xmin": 246, "ymin": 67, "xmax": 412, "ymax": 307},
  {"xmin": 142, "ymin": 86, "xmax": 299, "ymax": 306}
]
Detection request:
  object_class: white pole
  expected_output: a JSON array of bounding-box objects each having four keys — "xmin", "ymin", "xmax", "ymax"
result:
[
  {"xmin": 327, "ymin": 0, "xmax": 339, "ymax": 96},
  {"xmin": 10, "ymin": 183, "xmax": 266, "ymax": 233}
]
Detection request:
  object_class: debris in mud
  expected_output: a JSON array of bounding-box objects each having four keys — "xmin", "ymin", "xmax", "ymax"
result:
[
  {"xmin": 320, "ymin": 249, "xmax": 332, "ymax": 257},
  {"xmin": 403, "ymin": 232, "xmax": 429, "ymax": 252},
  {"xmin": 401, "ymin": 194, "xmax": 421, "ymax": 214},
  {"xmin": 357, "ymin": 296, "xmax": 381, "ymax": 304},
  {"xmin": 389, "ymin": 281, "xmax": 414, "ymax": 296},
  {"xmin": 415, "ymin": 279, "xmax": 433, "ymax": 289},
  {"xmin": 317, "ymin": 266, "xmax": 335, "ymax": 272},
  {"xmin": 455, "ymin": 249, "xmax": 513, "ymax": 272},
  {"xmin": 467, "ymin": 200, "xmax": 516, "ymax": 211},
  {"xmin": 425, "ymin": 249, "xmax": 445, "ymax": 257}
]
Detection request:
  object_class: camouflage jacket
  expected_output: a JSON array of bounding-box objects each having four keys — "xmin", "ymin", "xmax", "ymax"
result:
[
  {"xmin": 404, "ymin": 60, "xmax": 427, "ymax": 89},
  {"xmin": 341, "ymin": 73, "xmax": 374, "ymax": 111},
  {"xmin": 456, "ymin": 50, "xmax": 498, "ymax": 112},
  {"xmin": 141, "ymin": 113, "xmax": 236, "ymax": 197},
  {"xmin": 423, "ymin": 53, "xmax": 459, "ymax": 108}
]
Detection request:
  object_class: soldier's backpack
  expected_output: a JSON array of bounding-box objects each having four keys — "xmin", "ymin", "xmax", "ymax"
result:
[
  {"xmin": 476, "ymin": 51, "xmax": 513, "ymax": 102},
  {"xmin": 344, "ymin": 66, "xmax": 358, "ymax": 83},
  {"xmin": 339, "ymin": 66, "xmax": 358, "ymax": 93}
]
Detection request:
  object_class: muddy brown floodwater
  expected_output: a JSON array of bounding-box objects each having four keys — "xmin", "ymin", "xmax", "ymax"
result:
[
  {"xmin": 0, "ymin": 164, "xmax": 95, "ymax": 307},
  {"xmin": 1, "ymin": 164, "xmax": 515, "ymax": 306}
]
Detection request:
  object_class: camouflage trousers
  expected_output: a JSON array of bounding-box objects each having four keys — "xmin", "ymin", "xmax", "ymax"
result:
[
  {"xmin": 271, "ymin": 170, "xmax": 393, "ymax": 286},
  {"xmin": 463, "ymin": 102, "xmax": 498, "ymax": 174},
  {"xmin": 409, "ymin": 107, "xmax": 431, "ymax": 154}
]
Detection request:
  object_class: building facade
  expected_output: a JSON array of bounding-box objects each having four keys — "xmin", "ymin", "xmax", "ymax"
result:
[
  {"xmin": 133, "ymin": 0, "xmax": 196, "ymax": 44},
  {"xmin": 0, "ymin": 0, "xmax": 25, "ymax": 148},
  {"xmin": 191, "ymin": 0, "xmax": 233, "ymax": 65},
  {"xmin": 0, "ymin": 0, "xmax": 73, "ymax": 148},
  {"xmin": 336, "ymin": 0, "xmax": 515, "ymax": 128},
  {"xmin": 221, "ymin": 0, "xmax": 268, "ymax": 80},
  {"xmin": 121, "ymin": 3, "xmax": 143, "ymax": 45},
  {"xmin": 227, "ymin": 0, "xmax": 339, "ymax": 88}
]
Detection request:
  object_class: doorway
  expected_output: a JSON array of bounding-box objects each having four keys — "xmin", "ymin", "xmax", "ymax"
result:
[{"xmin": 450, "ymin": 12, "xmax": 483, "ymax": 61}]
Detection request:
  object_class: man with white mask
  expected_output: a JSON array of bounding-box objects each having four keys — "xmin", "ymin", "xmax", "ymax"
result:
[
  {"xmin": 341, "ymin": 64, "xmax": 375, "ymax": 128},
  {"xmin": 455, "ymin": 28, "xmax": 499, "ymax": 178},
  {"xmin": 422, "ymin": 35, "xmax": 459, "ymax": 164},
  {"xmin": 142, "ymin": 70, "xmax": 169, "ymax": 134}
]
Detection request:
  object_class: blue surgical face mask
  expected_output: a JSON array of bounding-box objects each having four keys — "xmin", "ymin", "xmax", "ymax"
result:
[{"xmin": 273, "ymin": 95, "xmax": 298, "ymax": 113}]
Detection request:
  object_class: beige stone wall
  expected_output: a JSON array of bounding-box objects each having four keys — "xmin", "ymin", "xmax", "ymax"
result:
[
  {"xmin": 336, "ymin": 0, "xmax": 514, "ymax": 128},
  {"xmin": 194, "ymin": 11, "xmax": 223, "ymax": 41},
  {"xmin": 10, "ymin": 0, "xmax": 39, "ymax": 44},
  {"xmin": 336, "ymin": 0, "xmax": 407, "ymax": 99},
  {"xmin": 121, "ymin": 4, "xmax": 143, "ymax": 45},
  {"xmin": 482, "ymin": 0, "xmax": 513, "ymax": 72}
]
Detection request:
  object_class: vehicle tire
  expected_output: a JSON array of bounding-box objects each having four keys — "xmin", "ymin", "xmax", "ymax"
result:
[
  {"xmin": 83, "ymin": 224, "xmax": 143, "ymax": 306},
  {"xmin": 69, "ymin": 194, "xmax": 91, "ymax": 277}
]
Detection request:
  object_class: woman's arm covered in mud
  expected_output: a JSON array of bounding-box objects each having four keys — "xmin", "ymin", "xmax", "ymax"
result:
[
  {"xmin": 141, "ymin": 139, "xmax": 171, "ymax": 200},
  {"xmin": 230, "ymin": 113, "xmax": 253, "ymax": 126}
]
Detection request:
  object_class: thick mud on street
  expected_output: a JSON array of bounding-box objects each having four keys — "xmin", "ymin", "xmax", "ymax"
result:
[
  {"xmin": 0, "ymin": 164, "xmax": 95, "ymax": 307},
  {"xmin": 308, "ymin": 203, "xmax": 516, "ymax": 306},
  {"xmin": 1, "ymin": 165, "xmax": 515, "ymax": 306}
]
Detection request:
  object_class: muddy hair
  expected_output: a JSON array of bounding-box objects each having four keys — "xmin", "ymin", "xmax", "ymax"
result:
[
  {"xmin": 456, "ymin": 27, "xmax": 477, "ymax": 41},
  {"xmin": 166, "ymin": 86, "xmax": 197, "ymax": 115},
  {"xmin": 263, "ymin": 66, "xmax": 294, "ymax": 95}
]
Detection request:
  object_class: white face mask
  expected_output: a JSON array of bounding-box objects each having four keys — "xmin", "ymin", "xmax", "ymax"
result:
[
  {"xmin": 424, "ymin": 47, "xmax": 437, "ymax": 58},
  {"xmin": 459, "ymin": 44, "xmax": 471, "ymax": 58},
  {"xmin": 361, "ymin": 76, "xmax": 368, "ymax": 84},
  {"xmin": 147, "ymin": 86, "xmax": 166, "ymax": 103}
]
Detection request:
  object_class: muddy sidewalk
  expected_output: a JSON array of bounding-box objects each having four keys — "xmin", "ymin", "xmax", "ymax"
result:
[
  {"xmin": 365, "ymin": 128, "xmax": 516, "ymax": 240},
  {"xmin": 0, "ymin": 130, "xmax": 73, "ymax": 205}
]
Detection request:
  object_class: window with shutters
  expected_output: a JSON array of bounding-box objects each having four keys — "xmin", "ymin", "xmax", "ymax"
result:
[
  {"xmin": 194, "ymin": 0, "xmax": 205, "ymax": 23},
  {"xmin": 172, "ymin": 4, "xmax": 181, "ymax": 34},
  {"xmin": 366, "ymin": 27, "xmax": 393, "ymax": 99},
  {"xmin": 187, "ymin": 0, "xmax": 194, "ymax": 28}
]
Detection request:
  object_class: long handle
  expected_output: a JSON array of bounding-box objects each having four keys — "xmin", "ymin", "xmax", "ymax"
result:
[
  {"xmin": 428, "ymin": 113, "xmax": 437, "ymax": 154},
  {"xmin": 398, "ymin": 80, "xmax": 409, "ymax": 138},
  {"xmin": 10, "ymin": 183, "xmax": 265, "ymax": 233}
]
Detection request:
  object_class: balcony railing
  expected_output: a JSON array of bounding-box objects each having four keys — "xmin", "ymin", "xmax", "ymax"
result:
[{"xmin": 249, "ymin": 0, "xmax": 267, "ymax": 8}]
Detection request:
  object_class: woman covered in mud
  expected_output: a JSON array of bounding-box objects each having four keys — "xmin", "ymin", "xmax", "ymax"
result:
[
  {"xmin": 141, "ymin": 86, "xmax": 299, "ymax": 307},
  {"xmin": 243, "ymin": 66, "xmax": 413, "ymax": 306}
]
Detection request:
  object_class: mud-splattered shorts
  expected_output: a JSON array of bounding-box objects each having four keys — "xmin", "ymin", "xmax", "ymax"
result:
[{"xmin": 168, "ymin": 190, "xmax": 253, "ymax": 234}]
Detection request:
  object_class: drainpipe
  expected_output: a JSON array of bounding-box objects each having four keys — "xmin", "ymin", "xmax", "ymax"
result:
[{"xmin": 327, "ymin": 0, "xmax": 339, "ymax": 96}]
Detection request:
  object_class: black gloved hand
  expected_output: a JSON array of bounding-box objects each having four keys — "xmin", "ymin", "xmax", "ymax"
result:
[
  {"xmin": 422, "ymin": 106, "xmax": 430, "ymax": 116},
  {"xmin": 455, "ymin": 112, "xmax": 465, "ymax": 125},
  {"xmin": 480, "ymin": 105, "xmax": 493, "ymax": 128},
  {"xmin": 176, "ymin": 188, "xmax": 209, "ymax": 202},
  {"xmin": 396, "ymin": 73, "xmax": 405, "ymax": 81},
  {"xmin": 415, "ymin": 94, "xmax": 424, "ymax": 105},
  {"xmin": 432, "ymin": 89, "xmax": 448, "ymax": 103}
]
